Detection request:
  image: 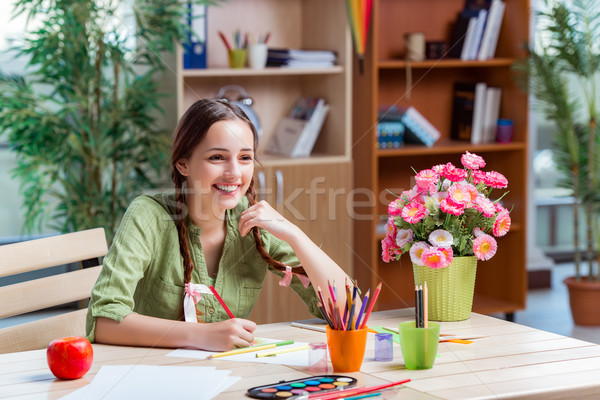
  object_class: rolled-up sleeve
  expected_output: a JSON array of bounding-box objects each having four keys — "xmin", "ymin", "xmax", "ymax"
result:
[{"xmin": 85, "ymin": 196, "xmax": 159, "ymax": 342}]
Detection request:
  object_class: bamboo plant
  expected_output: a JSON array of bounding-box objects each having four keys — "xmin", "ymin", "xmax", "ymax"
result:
[
  {"xmin": 0, "ymin": 0, "xmax": 216, "ymax": 243},
  {"xmin": 515, "ymin": 0, "xmax": 600, "ymax": 281}
]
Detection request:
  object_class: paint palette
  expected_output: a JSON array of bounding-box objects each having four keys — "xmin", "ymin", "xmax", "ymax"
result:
[{"xmin": 246, "ymin": 375, "xmax": 357, "ymax": 398}]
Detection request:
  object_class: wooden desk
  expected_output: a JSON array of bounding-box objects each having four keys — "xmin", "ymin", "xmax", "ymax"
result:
[{"xmin": 2, "ymin": 309, "xmax": 600, "ymax": 399}]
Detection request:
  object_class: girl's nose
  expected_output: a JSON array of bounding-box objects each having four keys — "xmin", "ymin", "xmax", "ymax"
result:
[{"xmin": 224, "ymin": 160, "xmax": 241, "ymax": 179}]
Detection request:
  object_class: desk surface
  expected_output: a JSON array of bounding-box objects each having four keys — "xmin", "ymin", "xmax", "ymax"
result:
[{"xmin": 2, "ymin": 309, "xmax": 600, "ymax": 400}]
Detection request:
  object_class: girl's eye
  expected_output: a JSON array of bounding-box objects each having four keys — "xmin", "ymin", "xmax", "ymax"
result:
[
  {"xmin": 241, "ymin": 154, "xmax": 253, "ymax": 161},
  {"xmin": 208, "ymin": 154, "xmax": 224, "ymax": 161}
]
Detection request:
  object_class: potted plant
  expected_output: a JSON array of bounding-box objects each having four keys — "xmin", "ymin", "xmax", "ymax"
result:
[
  {"xmin": 515, "ymin": 0, "xmax": 600, "ymax": 325},
  {"xmin": 0, "ymin": 0, "xmax": 217, "ymax": 243},
  {"xmin": 381, "ymin": 151, "xmax": 511, "ymax": 321}
]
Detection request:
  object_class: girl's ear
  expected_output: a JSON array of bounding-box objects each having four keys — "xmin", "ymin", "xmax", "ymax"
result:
[{"xmin": 175, "ymin": 159, "xmax": 189, "ymax": 176}]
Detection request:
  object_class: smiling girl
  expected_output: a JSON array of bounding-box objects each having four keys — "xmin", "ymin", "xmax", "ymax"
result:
[{"xmin": 86, "ymin": 99, "xmax": 350, "ymax": 351}]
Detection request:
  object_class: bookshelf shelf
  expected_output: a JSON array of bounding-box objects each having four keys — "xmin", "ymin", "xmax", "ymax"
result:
[
  {"xmin": 376, "ymin": 140, "xmax": 526, "ymax": 157},
  {"xmin": 352, "ymin": 0, "xmax": 530, "ymax": 318},
  {"xmin": 181, "ymin": 66, "xmax": 344, "ymax": 77},
  {"xmin": 378, "ymin": 58, "xmax": 517, "ymax": 69}
]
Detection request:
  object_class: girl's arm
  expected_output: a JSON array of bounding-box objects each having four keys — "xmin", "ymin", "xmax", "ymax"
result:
[
  {"xmin": 94, "ymin": 314, "xmax": 256, "ymax": 351},
  {"xmin": 238, "ymin": 200, "xmax": 352, "ymax": 310}
]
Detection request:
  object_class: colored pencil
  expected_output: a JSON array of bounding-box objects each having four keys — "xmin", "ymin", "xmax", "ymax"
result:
[
  {"xmin": 423, "ymin": 281, "xmax": 429, "ymax": 328},
  {"xmin": 256, "ymin": 344, "xmax": 309, "ymax": 357},
  {"xmin": 217, "ymin": 30, "xmax": 232, "ymax": 51},
  {"xmin": 354, "ymin": 289, "xmax": 370, "ymax": 329},
  {"xmin": 342, "ymin": 393, "xmax": 381, "ymax": 400},
  {"xmin": 308, "ymin": 379, "xmax": 410, "ymax": 399},
  {"xmin": 208, "ymin": 285, "xmax": 235, "ymax": 318},
  {"xmin": 207, "ymin": 340, "xmax": 294, "ymax": 359},
  {"xmin": 359, "ymin": 282, "xmax": 381, "ymax": 329}
]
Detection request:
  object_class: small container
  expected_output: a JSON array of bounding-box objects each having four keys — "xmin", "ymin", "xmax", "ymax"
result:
[
  {"xmin": 398, "ymin": 321, "xmax": 440, "ymax": 370},
  {"xmin": 248, "ymin": 43, "xmax": 268, "ymax": 69},
  {"xmin": 308, "ymin": 342, "xmax": 328, "ymax": 373},
  {"xmin": 326, "ymin": 326, "xmax": 368, "ymax": 372},
  {"xmin": 228, "ymin": 49, "xmax": 247, "ymax": 68},
  {"xmin": 374, "ymin": 333, "xmax": 393, "ymax": 361},
  {"xmin": 496, "ymin": 118, "xmax": 514, "ymax": 143}
]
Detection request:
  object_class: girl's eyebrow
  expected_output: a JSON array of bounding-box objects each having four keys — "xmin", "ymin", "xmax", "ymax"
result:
[{"xmin": 207, "ymin": 147, "xmax": 253, "ymax": 152}]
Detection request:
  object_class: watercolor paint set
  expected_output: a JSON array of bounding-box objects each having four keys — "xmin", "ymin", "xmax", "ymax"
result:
[{"xmin": 246, "ymin": 375, "xmax": 357, "ymax": 398}]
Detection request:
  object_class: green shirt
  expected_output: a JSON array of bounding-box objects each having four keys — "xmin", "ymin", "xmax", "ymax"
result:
[{"xmin": 85, "ymin": 194, "xmax": 320, "ymax": 342}]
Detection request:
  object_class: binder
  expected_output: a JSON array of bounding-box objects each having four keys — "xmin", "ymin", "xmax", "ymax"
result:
[{"xmin": 183, "ymin": 2, "xmax": 207, "ymax": 69}]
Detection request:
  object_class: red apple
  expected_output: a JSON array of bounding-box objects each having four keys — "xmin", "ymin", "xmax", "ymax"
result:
[{"xmin": 47, "ymin": 336, "xmax": 93, "ymax": 380}]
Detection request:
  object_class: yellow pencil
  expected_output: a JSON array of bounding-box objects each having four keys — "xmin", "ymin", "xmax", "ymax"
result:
[
  {"xmin": 207, "ymin": 340, "xmax": 294, "ymax": 359},
  {"xmin": 255, "ymin": 345, "xmax": 310, "ymax": 358}
]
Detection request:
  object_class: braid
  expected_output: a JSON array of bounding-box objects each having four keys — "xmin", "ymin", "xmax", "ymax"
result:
[
  {"xmin": 246, "ymin": 177, "xmax": 307, "ymax": 276},
  {"xmin": 173, "ymin": 175, "xmax": 195, "ymax": 284}
]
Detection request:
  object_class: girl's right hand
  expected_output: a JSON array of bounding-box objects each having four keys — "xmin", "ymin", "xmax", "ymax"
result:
[{"xmin": 198, "ymin": 318, "xmax": 257, "ymax": 351}]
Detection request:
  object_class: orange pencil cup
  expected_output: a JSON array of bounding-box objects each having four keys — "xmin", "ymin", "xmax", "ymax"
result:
[{"xmin": 326, "ymin": 326, "xmax": 367, "ymax": 372}]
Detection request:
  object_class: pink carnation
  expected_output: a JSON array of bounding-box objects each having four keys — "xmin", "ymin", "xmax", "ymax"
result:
[
  {"xmin": 461, "ymin": 151, "xmax": 486, "ymax": 170},
  {"xmin": 473, "ymin": 196, "xmax": 496, "ymax": 217},
  {"xmin": 493, "ymin": 211, "xmax": 511, "ymax": 237},
  {"xmin": 415, "ymin": 169, "xmax": 439, "ymax": 190},
  {"xmin": 396, "ymin": 228, "xmax": 414, "ymax": 248},
  {"xmin": 384, "ymin": 216, "xmax": 397, "ymax": 238},
  {"xmin": 401, "ymin": 202, "xmax": 428, "ymax": 224},
  {"xmin": 421, "ymin": 247, "xmax": 450, "ymax": 269},
  {"xmin": 447, "ymin": 183, "xmax": 477, "ymax": 206},
  {"xmin": 440, "ymin": 247, "xmax": 454, "ymax": 264},
  {"xmin": 471, "ymin": 170, "xmax": 486, "ymax": 185},
  {"xmin": 484, "ymin": 171, "xmax": 508, "ymax": 189},
  {"xmin": 442, "ymin": 162, "xmax": 467, "ymax": 182},
  {"xmin": 473, "ymin": 234, "xmax": 497, "ymax": 261},
  {"xmin": 440, "ymin": 198, "xmax": 464, "ymax": 216},
  {"xmin": 387, "ymin": 198, "xmax": 403, "ymax": 216},
  {"xmin": 382, "ymin": 236, "xmax": 402, "ymax": 263},
  {"xmin": 410, "ymin": 242, "xmax": 429, "ymax": 266}
]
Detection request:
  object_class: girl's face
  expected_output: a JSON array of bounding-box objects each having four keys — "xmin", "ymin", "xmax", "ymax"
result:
[{"xmin": 175, "ymin": 119, "xmax": 255, "ymax": 219}]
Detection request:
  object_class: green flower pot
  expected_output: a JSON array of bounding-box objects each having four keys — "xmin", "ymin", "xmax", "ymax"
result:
[{"xmin": 412, "ymin": 256, "xmax": 477, "ymax": 321}]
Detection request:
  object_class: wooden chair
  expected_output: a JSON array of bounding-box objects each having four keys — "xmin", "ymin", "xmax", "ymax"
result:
[{"xmin": 0, "ymin": 228, "xmax": 107, "ymax": 353}]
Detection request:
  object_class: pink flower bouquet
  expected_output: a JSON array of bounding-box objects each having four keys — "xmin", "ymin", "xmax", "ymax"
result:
[{"xmin": 382, "ymin": 151, "xmax": 511, "ymax": 268}]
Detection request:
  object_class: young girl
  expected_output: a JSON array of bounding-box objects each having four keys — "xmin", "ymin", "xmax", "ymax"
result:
[{"xmin": 86, "ymin": 99, "xmax": 350, "ymax": 351}]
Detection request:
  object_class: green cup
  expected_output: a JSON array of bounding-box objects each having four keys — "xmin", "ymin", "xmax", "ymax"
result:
[
  {"xmin": 228, "ymin": 49, "xmax": 247, "ymax": 68},
  {"xmin": 398, "ymin": 321, "xmax": 440, "ymax": 369}
]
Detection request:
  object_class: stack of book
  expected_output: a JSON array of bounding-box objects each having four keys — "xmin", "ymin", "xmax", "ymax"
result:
[
  {"xmin": 266, "ymin": 48, "xmax": 337, "ymax": 68},
  {"xmin": 450, "ymin": 81, "xmax": 502, "ymax": 144},
  {"xmin": 448, "ymin": 0, "xmax": 506, "ymax": 61},
  {"xmin": 266, "ymin": 97, "xmax": 330, "ymax": 158},
  {"xmin": 378, "ymin": 106, "xmax": 441, "ymax": 148},
  {"xmin": 376, "ymin": 122, "xmax": 404, "ymax": 149}
]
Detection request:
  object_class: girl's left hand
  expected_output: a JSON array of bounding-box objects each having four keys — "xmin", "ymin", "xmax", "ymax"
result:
[{"xmin": 239, "ymin": 200, "xmax": 299, "ymax": 241}]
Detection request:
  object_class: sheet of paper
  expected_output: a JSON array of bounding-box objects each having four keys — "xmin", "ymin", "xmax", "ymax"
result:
[
  {"xmin": 60, "ymin": 365, "xmax": 239, "ymax": 400},
  {"xmin": 167, "ymin": 338, "xmax": 310, "ymax": 367}
]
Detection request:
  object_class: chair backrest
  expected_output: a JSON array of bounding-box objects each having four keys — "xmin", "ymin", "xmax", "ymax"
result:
[{"xmin": 0, "ymin": 228, "xmax": 107, "ymax": 353}]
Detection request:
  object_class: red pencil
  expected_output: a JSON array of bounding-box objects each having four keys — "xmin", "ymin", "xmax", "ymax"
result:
[
  {"xmin": 209, "ymin": 285, "xmax": 235, "ymax": 318},
  {"xmin": 359, "ymin": 282, "xmax": 382, "ymax": 329},
  {"xmin": 308, "ymin": 379, "xmax": 410, "ymax": 399},
  {"xmin": 217, "ymin": 30, "xmax": 232, "ymax": 51}
]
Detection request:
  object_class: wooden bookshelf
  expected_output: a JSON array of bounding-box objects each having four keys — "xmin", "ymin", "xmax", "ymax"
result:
[
  {"xmin": 176, "ymin": 0, "xmax": 353, "ymax": 324},
  {"xmin": 352, "ymin": 0, "xmax": 529, "ymax": 318}
]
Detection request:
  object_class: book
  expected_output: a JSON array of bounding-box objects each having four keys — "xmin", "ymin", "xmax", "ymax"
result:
[
  {"xmin": 477, "ymin": 0, "xmax": 505, "ymax": 60},
  {"xmin": 449, "ymin": 0, "xmax": 492, "ymax": 59},
  {"xmin": 450, "ymin": 82, "xmax": 476, "ymax": 141},
  {"xmin": 449, "ymin": 14, "xmax": 472, "ymax": 58},
  {"xmin": 377, "ymin": 122, "xmax": 404, "ymax": 149},
  {"xmin": 379, "ymin": 106, "xmax": 440, "ymax": 147},
  {"xmin": 466, "ymin": 9, "xmax": 488, "ymax": 60},
  {"xmin": 470, "ymin": 82, "xmax": 488, "ymax": 144},
  {"xmin": 266, "ymin": 59, "xmax": 335, "ymax": 68},
  {"xmin": 460, "ymin": 17, "xmax": 478, "ymax": 60},
  {"xmin": 266, "ymin": 97, "xmax": 329, "ymax": 158},
  {"xmin": 481, "ymin": 86, "xmax": 502, "ymax": 143},
  {"xmin": 267, "ymin": 48, "xmax": 337, "ymax": 62},
  {"xmin": 182, "ymin": 2, "xmax": 207, "ymax": 69}
]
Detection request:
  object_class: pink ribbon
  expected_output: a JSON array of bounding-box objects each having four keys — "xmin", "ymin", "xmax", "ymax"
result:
[
  {"xmin": 183, "ymin": 283, "xmax": 203, "ymax": 323},
  {"xmin": 279, "ymin": 265, "xmax": 311, "ymax": 289}
]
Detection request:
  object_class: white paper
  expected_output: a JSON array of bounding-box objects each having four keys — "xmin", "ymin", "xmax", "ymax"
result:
[
  {"xmin": 167, "ymin": 338, "xmax": 310, "ymax": 367},
  {"xmin": 60, "ymin": 365, "xmax": 239, "ymax": 400}
]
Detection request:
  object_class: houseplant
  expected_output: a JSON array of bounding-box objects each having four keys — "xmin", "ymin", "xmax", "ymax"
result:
[
  {"xmin": 514, "ymin": 0, "xmax": 600, "ymax": 325},
  {"xmin": 381, "ymin": 151, "xmax": 511, "ymax": 321},
  {"xmin": 0, "ymin": 0, "xmax": 217, "ymax": 243}
]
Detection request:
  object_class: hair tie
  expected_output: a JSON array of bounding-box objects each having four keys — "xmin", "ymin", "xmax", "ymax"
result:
[
  {"xmin": 183, "ymin": 283, "xmax": 211, "ymax": 322},
  {"xmin": 279, "ymin": 266, "xmax": 311, "ymax": 289}
]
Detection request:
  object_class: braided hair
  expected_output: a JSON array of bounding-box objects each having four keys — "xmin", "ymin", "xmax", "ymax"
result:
[{"xmin": 170, "ymin": 99, "xmax": 307, "ymax": 288}]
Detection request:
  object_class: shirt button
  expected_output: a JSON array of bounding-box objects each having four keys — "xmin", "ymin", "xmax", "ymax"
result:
[{"xmin": 208, "ymin": 307, "xmax": 215, "ymax": 314}]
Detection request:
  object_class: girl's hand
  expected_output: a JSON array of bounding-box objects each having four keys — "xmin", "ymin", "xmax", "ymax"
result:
[
  {"xmin": 239, "ymin": 200, "xmax": 300, "ymax": 242},
  {"xmin": 198, "ymin": 318, "xmax": 257, "ymax": 351}
]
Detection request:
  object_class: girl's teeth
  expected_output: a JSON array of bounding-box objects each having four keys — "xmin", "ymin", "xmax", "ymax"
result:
[{"xmin": 216, "ymin": 184, "xmax": 237, "ymax": 192}]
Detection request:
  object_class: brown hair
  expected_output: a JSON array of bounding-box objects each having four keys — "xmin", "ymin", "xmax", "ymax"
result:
[{"xmin": 170, "ymin": 99, "xmax": 306, "ymax": 287}]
